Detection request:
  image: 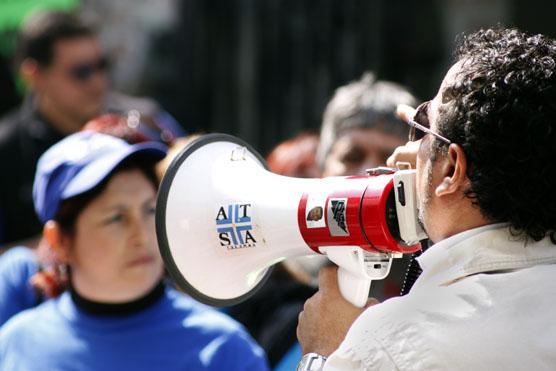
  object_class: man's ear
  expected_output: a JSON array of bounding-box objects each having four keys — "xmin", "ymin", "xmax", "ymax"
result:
[
  {"xmin": 19, "ymin": 58, "xmax": 40, "ymax": 89},
  {"xmin": 435, "ymin": 143, "xmax": 468, "ymax": 197},
  {"xmin": 43, "ymin": 220, "xmax": 72, "ymax": 263}
]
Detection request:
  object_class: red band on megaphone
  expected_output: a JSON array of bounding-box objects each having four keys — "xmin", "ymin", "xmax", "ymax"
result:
[{"xmin": 298, "ymin": 173, "xmax": 421, "ymax": 254}]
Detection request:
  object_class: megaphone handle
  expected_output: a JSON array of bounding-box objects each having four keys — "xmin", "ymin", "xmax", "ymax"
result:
[
  {"xmin": 320, "ymin": 246, "xmax": 374, "ymax": 308},
  {"xmin": 337, "ymin": 266, "xmax": 372, "ymax": 308}
]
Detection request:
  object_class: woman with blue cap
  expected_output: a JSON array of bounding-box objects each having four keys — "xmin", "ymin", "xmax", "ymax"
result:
[{"xmin": 0, "ymin": 132, "xmax": 269, "ymax": 371}]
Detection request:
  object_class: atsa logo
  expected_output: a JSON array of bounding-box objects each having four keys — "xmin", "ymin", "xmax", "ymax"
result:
[
  {"xmin": 327, "ymin": 198, "xmax": 349, "ymax": 236},
  {"xmin": 216, "ymin": 203, "xmax": 257, "ymax": 249}
]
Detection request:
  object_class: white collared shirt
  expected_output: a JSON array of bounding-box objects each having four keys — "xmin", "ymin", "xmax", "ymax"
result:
[{"xmin": 324, "ymin": 224, "xmax": 556, "ymax": 370}]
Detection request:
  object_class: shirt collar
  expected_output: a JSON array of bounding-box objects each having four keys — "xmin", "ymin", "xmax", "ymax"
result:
[{"xmin": 414, "ymin": 223, "xmax": 556, "ymax": 288}]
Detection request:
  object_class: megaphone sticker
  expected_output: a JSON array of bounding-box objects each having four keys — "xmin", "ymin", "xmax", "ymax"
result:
[
  {"xmin": 304, "ymin": 191, "xmax": 327, "ymax": 229},
  {"xmin": 216, "ymin": 203, "xmax": 258, "ymax": 249},
  {"xmin": 306, "ymin": 206, "xmax": 323, "ymax": 222},
  {"xmin": 327, "ymin": 198, "xmax": 350, "ymax": 236}
]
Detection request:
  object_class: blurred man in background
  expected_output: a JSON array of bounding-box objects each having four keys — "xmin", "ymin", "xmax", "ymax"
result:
[
  {"xmin": 0, "ymin": 11, "xmax": 184, "ymax": 247},
  {"xmin": 317, "ymin": 72, "xmax": 416, "ymax": 178}
]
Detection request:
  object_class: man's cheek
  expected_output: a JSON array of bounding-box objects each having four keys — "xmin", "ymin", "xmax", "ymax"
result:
[{"xmin": 416, "ymin": 137, "xmax": 429, "ymax": 160}]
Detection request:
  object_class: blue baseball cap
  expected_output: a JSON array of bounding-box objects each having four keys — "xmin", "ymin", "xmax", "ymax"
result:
[{"xmin": 33, "ymin": 131, "xmax": 167, "ymax": 224}]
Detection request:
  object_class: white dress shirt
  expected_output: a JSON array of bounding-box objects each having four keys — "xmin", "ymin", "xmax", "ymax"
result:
[{"xmin": 324, "ymin": 224, "xmax": 556, "ymax": 370}]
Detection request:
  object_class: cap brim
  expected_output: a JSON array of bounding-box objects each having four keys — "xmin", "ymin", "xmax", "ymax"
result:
[{"xmin": 61, "ymin": 142, "xmax": 167, "ymax": 200}]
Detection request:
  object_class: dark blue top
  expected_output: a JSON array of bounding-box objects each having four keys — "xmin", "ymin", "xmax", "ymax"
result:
[{"xmin": 0, "ymin": 286, "xmax": 269, "ymax": 371}]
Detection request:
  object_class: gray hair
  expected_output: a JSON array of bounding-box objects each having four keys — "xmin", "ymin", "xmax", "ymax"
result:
[{"xmin": 316, "ymin": 72, "xmax": 417, "ymax": 168}]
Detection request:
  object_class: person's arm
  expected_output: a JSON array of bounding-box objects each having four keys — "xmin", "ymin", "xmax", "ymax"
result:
[
  {"xmin": 297, "ymin": 267, "xmax": 407, "ymax": 371},
  {"xmin": 296, "ymin": 267, "xmax": 378, "ymax": 357}
]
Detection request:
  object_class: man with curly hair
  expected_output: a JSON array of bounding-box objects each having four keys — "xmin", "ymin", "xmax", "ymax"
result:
[{"xmin": 296, "ymin": 27, "xmax": 556, "ymax": 370}]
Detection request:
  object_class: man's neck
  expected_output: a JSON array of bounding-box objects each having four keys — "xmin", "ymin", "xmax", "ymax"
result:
[
  {"xmin": 35, "ymin": 97, "xmax": 84, "ymax": 134},
  {"xmin": 429, "ymin": 200, "xmax": 492, "ymax": 243}
]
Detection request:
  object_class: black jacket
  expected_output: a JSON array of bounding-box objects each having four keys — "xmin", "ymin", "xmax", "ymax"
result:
[{"xmin": 0, "ymin": 98, "xmax": 65, "ymax": 244}]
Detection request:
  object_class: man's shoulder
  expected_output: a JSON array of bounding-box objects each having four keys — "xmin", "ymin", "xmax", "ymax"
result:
[
  {"xmin": 338, "ymin": 269, "xmax": 556, "ymax": 370},
  {"xmin": 350, "ymin": 282, "xmax": 485, "ymax": 337}
]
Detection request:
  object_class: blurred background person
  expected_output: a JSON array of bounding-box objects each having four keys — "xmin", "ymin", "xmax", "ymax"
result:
[
  {"xmin": 0, "ymin": 113, "xmax": 185, "ymax": 327},
  {"xmin": 265, "ymin": 132, "xmax": 320, "ymax": 179},
  {"xmin": 0, "ymin": 131, "xmax": 268, "ymax": 370},
  {"xmin": 317, "ymin": 72, "xmax": 415, "ymax": 177},
  {"xmin": 0, "ymin": 54, "xmax": 19, "ymax": 116},
  {"xmin": 0, "ymin": 10, "xmax": 184, "ymax": 248}
]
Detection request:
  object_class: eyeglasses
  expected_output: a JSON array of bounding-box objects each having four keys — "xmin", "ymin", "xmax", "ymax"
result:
[
  {"xmin": 68, "ymin": 57, "xmax": 109, "ymax": 82},
  {"xmin": 407, "ymin": 101, "xmax": 451, "ymax": 144}
]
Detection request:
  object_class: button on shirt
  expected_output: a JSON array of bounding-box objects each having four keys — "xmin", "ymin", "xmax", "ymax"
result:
[{"xmin": 324, "ymin": 224, "xmax": 556, "ymax": 370}]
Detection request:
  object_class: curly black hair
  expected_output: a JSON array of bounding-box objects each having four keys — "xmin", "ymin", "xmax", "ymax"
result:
[{"xmin": 436, "ymin": 27, "xmax": 556, "ymax": 241}]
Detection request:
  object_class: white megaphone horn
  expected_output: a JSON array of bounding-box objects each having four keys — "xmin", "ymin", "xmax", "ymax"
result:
[{"xmin": 156, "ymin": 134, "xmax": 426, "ymax": 308}]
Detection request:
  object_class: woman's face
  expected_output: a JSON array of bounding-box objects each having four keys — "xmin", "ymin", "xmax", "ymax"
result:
[{"xmin": 67, "ymin": 168, "xmax": 163, "ymax": 302}]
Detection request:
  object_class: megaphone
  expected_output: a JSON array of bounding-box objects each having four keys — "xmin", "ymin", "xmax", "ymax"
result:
[{"xmin": 156, "ymin": 134, "xmax": 425, "ymax": 308}]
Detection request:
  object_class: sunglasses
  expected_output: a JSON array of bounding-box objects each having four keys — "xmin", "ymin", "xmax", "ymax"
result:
[
  {"xmin": 68, "ymin": 57, "xmax": 109, "ymax": 82},
  {"xmin": 407, "ymin": 101, "xmax": 451, "ymax": 144}
]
